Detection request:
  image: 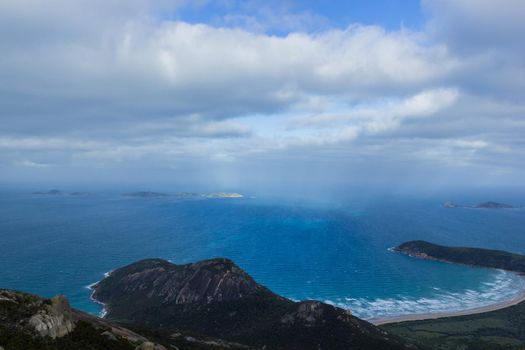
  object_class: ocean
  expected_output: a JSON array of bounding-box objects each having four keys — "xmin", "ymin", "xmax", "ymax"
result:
[{"xmin": 1, "ymin": 190, "xmax": 524, "ymax": 320}]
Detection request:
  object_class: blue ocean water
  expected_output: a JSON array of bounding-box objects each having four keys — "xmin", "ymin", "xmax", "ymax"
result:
[{"xmin": 1, "ymin": 191, "xmax": 524, "ymax": 320}]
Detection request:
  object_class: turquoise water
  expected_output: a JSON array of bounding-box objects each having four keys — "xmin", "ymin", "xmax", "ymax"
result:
[{"xmin": 1, "ymin": 191, "xmax": 524, "ymax": 320}]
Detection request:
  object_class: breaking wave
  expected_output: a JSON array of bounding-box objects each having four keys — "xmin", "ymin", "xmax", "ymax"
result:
[{"xmin": 323, "ymin": 270, "xmax": 525, "ymax": 320}]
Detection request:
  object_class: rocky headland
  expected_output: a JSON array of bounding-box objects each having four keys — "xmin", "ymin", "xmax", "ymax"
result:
[
  {"xmin": 90, "ymin": 258, "xmax": 422, "ymax": 350},
  {"xmin": 393, "ymin": 240, "xmax": 525, "ymax": 273}
]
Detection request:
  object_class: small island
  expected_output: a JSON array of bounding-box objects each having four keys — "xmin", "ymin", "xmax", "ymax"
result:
[
  {"xmin": 124, "ymin": 191, "xmax": 168, "ymax": 197},
  {"xmin": 474, "ymin": 201, "xmax": 514, "ymax": 209},
  {"xmin": 33, "ymin": 189, "xmax": 63, "ymax": 195},
  {"xmin": 124, "ymin": 191, "xmax": 244, "ymax": 199},
  {"xmin": 33, "ymin": 190, "xmax": 95, "ymax": 196},
  {"xmin": 443, "ymin": 201, "xmax": 514, "ymax": 209},
  {"xmin": 204, "ymin": 192, "xmax": 243, "ymax": 198}
]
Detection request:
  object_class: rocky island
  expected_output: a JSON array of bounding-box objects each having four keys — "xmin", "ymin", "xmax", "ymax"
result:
[
  {"xmin": 443, "ymin": 201, "xmax": 514, "ymax": 209},
  {"xmin": 32, "ymin": 190, "xmax": 94, "ymax": 196},
  {"xmin": 474, "ymin": 201, "xmax": 514, "ymax": 209},
  {"xmin": 124, "ymin": 191, "xmax": 243, "ymax": 199},
  {"xmin": 124, "ymin": 191, "xmax": 169, "ymax": 198},
  {"xmin": 33, "ymin": 189, "xmax": 63, "ymax": 195}
]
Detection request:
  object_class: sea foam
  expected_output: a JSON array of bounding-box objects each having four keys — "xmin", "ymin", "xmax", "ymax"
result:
[{"xmin": 326, "ymin": 270, "xmax": 525, "ymax": 320}]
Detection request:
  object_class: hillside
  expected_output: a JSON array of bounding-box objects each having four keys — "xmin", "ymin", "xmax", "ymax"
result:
[
  {"xmin": 92, "ymin": 258, "xmax": 423, "ymax": 350},
  {"xmin": 393, "ymin": 240, "xmax": 525, "ymax": 273}
]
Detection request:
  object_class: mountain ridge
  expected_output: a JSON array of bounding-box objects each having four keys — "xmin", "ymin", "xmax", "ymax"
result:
[{"xmin": 91, "ymin": 257, "xmax": 423, "ymax": 350}]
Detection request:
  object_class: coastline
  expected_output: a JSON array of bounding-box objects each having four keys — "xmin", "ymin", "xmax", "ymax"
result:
[
  {"xmin": 86, "ymin": 270, "xmax": 112, "ymax": 318},
  {"xmin": 371, "ymin": 282, "xmax": 525, "ymax": 326}
]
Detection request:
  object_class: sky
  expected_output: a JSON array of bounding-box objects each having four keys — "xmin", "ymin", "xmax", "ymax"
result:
[{"xmin": 0, "ymin": 0, "xmax": 524, "ymax": 192}]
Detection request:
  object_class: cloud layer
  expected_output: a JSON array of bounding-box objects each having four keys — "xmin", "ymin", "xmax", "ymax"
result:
[{"xmin": 0, "ymin": 0, "xmax": 524, "ymax": 188}]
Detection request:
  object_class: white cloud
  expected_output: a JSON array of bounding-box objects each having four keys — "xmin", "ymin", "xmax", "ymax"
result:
[
  {"xmin": 0, "ymin": 0, "xmax": 524, "ymax": 186},
  {"xmin": 14, "ymin": 160, "xmax": 51, "ymax": 168},
  {"xmin": 292, "ymin": 88, "xmax": 458, "ymax": 135}
]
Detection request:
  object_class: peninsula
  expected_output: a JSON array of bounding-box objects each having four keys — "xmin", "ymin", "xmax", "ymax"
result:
[
  {"xmin": 381, "ymin": 241, "xmax": 525, "ymax": 349},
  {"xmin": 90, "ymin": 258, "xmax": 422, "ymax": 350},
  {"xmin": 393, "ymin": 240, "xmax": 525, "ymax": 273}
]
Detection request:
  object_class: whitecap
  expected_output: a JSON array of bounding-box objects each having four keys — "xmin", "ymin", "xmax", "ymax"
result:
[{"xmin": 329, "ymin": 271, "xmax": 525, "ymax": 321}]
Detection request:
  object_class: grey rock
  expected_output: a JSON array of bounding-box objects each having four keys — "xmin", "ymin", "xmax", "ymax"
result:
[
  {"xmin": 101, "ymin": 330, "xmax": 117, "ymax": 341},
  {"xmin": 28, "ymin": 295, "xmax": 74, "ymax": 338},
  {"xmin": 135, "ymin": 342, "xmax": 155, "ymax": 350},
  {"xmin": 135, "ymin": 342, "xmax": 167, "ymax": 350},
  {"xmin": 281, "ymin": 301, "xmax": 352, "ymax": 327}
]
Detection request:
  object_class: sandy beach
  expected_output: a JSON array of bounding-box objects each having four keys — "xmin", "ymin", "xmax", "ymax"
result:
[{"xmin": 371, "ymin": 287, "xmax": 525, "ymax": 326}]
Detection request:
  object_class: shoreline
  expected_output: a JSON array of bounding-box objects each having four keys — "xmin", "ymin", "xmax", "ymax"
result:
[
  {"xmin": 371, "ymin": 281, "xmax": 525, "ymax": 326},
  {"xmin": 86, "ymin": 270, "xmax": 112, "ymax": 318}
]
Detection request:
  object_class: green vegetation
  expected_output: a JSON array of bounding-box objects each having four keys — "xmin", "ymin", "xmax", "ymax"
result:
[
  {"xmin": 394, "ymin": 240, "xmax": 525, "ymax": 273},
  {"xmin": 383, "ymin": 301, "xmax": 525, "ymax": 349},
  {"xmin": 0, "ymin": 321, "xmax": 135, "ymax": 350}
]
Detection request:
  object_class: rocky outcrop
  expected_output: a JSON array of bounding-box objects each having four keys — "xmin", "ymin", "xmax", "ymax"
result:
[
  {"xmin": 0, "ymin": 289, "xmax": 74, "ymax": 339},
  {"xmin": 28, "ymin": 295, "xmax": 74, "ymax": 338},
  {"xmin": 92, "ymin": 258, "xmax": 280, "ymax": 312},
  {"xmin": 1, "ymin": 288, "xmax": 255, "ymax": 350},
  {"xmin": 134, "ymin": 341, "xmax": 167, "ymax": 350},
  {"xmin": 0, "ymin": 289, "xmax": 171, "ymax": 350}
]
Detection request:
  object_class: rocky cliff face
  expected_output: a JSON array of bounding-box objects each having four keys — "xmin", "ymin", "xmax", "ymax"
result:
[
  {"xmin": 92, "ymin": 258, "xmax": 423, "ymax": 350},
  {"xmin": 92, "ymin": 258, "xmax": 277, "ymax": 308}
]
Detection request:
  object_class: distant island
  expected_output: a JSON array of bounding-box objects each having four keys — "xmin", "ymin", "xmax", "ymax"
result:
[
  {"xmin": 33, "ymin": 189, "xmax": 63, "ymax": 195},
  {"xmin": 444, "ymin": 201, "xmax": 514, "ymax": 209},
  {"xmin": 124, "ymin": 191, "xmax": 244, "ymax": 199},
  {"xmin": 33, "ymin": 190, "xmax": 94, "ymax": 196},
  {"xmin": 124, "ymin": 191, "xmax": 168, "ymax": 197},
  {"xmin": 32, "ymin": 190, "xmax": 244, "ymax": 199}
]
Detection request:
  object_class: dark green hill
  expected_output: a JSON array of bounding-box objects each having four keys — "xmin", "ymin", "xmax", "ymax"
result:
[{"xmin": 393, "ymin": 240, "xmax": 525, "ymax": 273}]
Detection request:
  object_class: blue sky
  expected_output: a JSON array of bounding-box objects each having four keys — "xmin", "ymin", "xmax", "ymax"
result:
[
  {"xmin": 172, "ymin": 0, "xmax": 424, "ymax": 33},
  {"xmin": 0, "ymin": 0, "xmax": 524, "ymax": 191}
]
